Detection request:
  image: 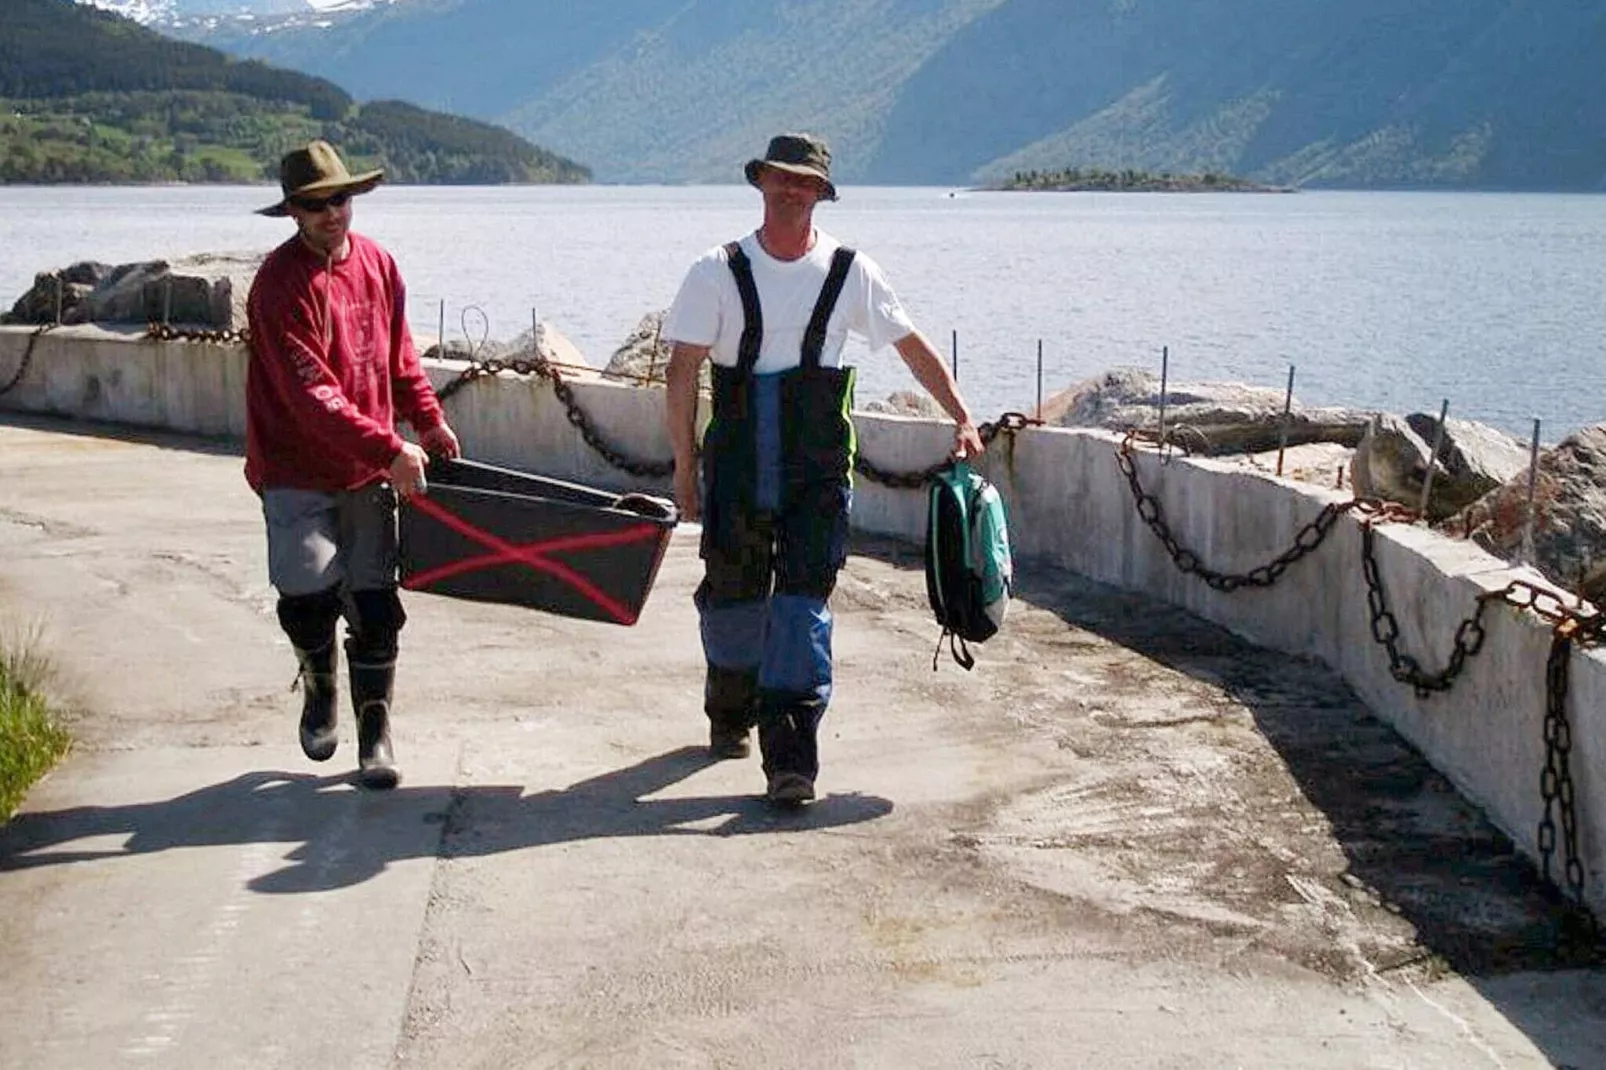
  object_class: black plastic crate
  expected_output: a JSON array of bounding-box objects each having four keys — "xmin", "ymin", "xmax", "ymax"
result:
[{"xmin": 399, "ymin": 458, "xmax": 677, "ymax": 625}]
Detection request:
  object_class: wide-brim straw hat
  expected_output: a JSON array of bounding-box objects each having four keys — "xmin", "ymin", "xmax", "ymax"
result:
[
  {"xmin": 744, "ymin": 133, "xmax": 838, "ymax": 202},
  {"xmin": 257, "ymin": 139, "xmax": 384, "ymax": 217}
]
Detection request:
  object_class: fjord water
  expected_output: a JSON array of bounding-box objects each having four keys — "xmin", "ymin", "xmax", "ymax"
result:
[{"xmin": 2, "ymin": 184, "xmax": 1602, "ymax": 439}]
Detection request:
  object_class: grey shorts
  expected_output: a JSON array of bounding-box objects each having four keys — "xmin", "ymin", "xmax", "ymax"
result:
[{"xmin": 262, "ymin": 484, "xmax": 399, "ymax": 596}]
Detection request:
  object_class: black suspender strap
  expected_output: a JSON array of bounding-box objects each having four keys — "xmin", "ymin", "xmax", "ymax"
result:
[
  {"xmin": 724, "ymin": 241, "xmax": 763, "ymax": 374},
  {"xmin": 724, "ymin": 240, "xmax": 857, "ymax": 372},
  {"xmin": 801, "ymin": 246, "xmax": 856, "ymax": 369}
]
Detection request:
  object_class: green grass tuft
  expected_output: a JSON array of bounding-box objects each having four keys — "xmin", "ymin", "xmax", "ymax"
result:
[{"xmin": 0, "ymin": 627, "xmax": 71, "ymax": 820}]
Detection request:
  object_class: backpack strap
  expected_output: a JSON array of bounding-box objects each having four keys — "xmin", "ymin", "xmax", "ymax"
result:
[
  {"xmin": 800, "ymin": 246, "xmax": 856, "ymax": 369},
  {"xmin": 724, "ymin": 241, "xmax": 763, "ymax": 374},
  {"xmin": 932, "ymin": 627, "xmax": 976, "ymax": 672}
]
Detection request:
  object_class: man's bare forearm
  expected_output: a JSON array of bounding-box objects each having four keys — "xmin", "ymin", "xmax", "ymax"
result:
[
  {"xmin": 665, "ymin": 343, "xmax": 708, "ymax": 467},
  {"xmin": 894, "ymin": 331, "xmax": 975, "ymax": 427}
]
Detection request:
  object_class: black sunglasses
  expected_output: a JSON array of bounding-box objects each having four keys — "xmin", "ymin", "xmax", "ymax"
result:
[{"xmin": 290, "ymin": 190, "xmax": 353, "ymax": 213}]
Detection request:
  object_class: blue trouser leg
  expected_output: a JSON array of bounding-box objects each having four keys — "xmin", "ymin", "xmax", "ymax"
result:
[
  {"xmin": 756, "ymin": 594, "xmax": 833, "ymax": 780},
  {"xmin": 698, "ymin": 489, "xmax": 849, "ymax": 779},
  {"xmin": 697, "ymin": 505, "xmax": 772, "ymax": 734},
  {"xmin": 758, "ymin": 482, "xmax": 851, "ymax": 780}
]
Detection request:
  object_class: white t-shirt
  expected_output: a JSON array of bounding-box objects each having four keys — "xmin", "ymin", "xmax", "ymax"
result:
[{"xmin": 662, "ymin": 229, "xmax": 915, "ymax": 375}]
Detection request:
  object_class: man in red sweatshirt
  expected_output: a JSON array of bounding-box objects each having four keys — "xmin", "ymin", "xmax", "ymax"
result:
[{"xmin": 246, "ymin": 140, "xmax": 460, "ymax": 789}]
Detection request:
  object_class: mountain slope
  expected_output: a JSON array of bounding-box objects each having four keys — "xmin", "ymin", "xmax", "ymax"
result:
[
  {"xmin": 177, "ymin": 0, "xmax": 1606, "ymax": 189},
  {"xmin": 3, "ymin": 0, "xmax": 589, "ymax": 183},
  {"xmin": 866, "ymin": 0, "xmax": 1606, "ymax": 188}
]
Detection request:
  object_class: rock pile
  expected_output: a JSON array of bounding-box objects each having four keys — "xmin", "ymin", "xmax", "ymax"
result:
[
  {"xmin": 1040, "ymin": 367, "xmax": 1372, "ymax": 455},
  {"xmin": 1446, "ymin": 426, "xmax": 1606, "ymax": 605},
  {"xmin": 3, "ymin": 254, "xmax": 261, "ymax": 329}
]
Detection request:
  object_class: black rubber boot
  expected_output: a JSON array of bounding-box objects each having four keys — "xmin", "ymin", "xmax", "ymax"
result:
[
  {"xmin": 294, "ymin": 640, "xmax": 339, "ymax": 762},
  {"xmin": 347, "ymin": 646, "xmax": 400, "ymax": 790},
  {"xmin": 758, "ymin": 701, "xmax": 822, "ymax": 808},
  {"xmin": 706, "ymin": 666, "xmax": 759, "ymax": 760}
]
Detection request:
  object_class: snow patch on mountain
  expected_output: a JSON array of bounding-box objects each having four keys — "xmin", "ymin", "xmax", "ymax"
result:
[{"xmin": 75, "ymin": 0, "xmax": 402, "ymax": 27}]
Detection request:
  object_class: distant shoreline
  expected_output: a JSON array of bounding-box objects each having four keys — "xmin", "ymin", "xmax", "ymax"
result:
[{"xmin": 981, "ymin": 169, "xmax": 1294, "ymax": 194}]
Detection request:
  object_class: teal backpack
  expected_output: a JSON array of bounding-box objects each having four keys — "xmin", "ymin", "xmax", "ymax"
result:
[{"xmin": 925, "ymin": 461, "xmax": 1013, "ymax": 670}]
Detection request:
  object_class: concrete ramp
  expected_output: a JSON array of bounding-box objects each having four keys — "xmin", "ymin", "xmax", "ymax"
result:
[{"xmin": 1, "ymin": 415, "xmax": 1602, "ymax": 1069}]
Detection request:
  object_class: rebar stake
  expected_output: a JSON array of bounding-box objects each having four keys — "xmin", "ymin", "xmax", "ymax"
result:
[
  {"xmin": 1522, "ymin": 419, "xmax": 1542, "ymax": 566},
  {"xmin": 1157, "ymin": 345, "xmax": 1169, "ymax": 459},
  {"xmin": 1035, "ymin": 339, "xmax": 1043, "ymax": 421},
  {"xmin": 1276, "ymin": 365, "xmax": 1296, "ymax": 477},
  {"xmin": 1418, "ymin": 398, "xmax": 1449, "ymax": 517}
]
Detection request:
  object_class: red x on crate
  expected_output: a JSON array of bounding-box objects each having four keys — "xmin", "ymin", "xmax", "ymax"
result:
[{"xmin": 401, "ymin": 490, "xmax": 669, "ymax": 625}]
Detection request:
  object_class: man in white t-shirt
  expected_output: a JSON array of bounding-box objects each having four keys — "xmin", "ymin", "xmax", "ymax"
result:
[{"xmin": 663, "ymin": 132, "xmax": 984, "ymax": 807}]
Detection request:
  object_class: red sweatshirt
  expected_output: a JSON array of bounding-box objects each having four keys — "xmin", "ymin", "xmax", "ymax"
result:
[{"xmin": 244, "ymin": 232, "xmax": 444, "ymax": 492}]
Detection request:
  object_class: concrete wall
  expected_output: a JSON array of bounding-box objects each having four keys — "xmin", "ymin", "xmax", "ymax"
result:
[{"xmin": 3, "ymin": 325, "xmax": 1601, "ymax": 917}]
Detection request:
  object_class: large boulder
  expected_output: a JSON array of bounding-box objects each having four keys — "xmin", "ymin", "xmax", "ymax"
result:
[
  {"xmin": 1403, "ymin": 413, "xmax": 1530, "ymax": 515},
  {"xmin": 1445, "ymin": 425, "xmax": 1606, "ymax": 604},
  {"xmin": 1351, "ymin": 414, "xmax": 1441, "ymax": 512},
  {"xmin": 3, "ymin": 254, "xmax": 259, "ymax": 329},
  {"xmin": 1041, "ymin": 368, "xmax": 1372, "ymax": 455},
  {"xmin": 4, "ymin": 262, "xmax": 110, "ymax": 324},
  {"xmin": 861, "ymin": 390, "xmax": 946, "ymax": 417},
  {"xmin": 423, "ymin": 320, "xmax": 591, "ymax": 376},
  {"xmin": 603, "ymin": 311, "xmax": 672, "ymax": 385},
  {"xmin": 1351, "ymin": 413, "xmax": 1530, "ymax": 520}
]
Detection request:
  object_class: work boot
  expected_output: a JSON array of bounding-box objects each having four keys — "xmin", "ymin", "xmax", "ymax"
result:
[
  {"xmin": 347, "ymin": 649, "xmax": 400, "ymax": 790},
  {"xmin": 710, "ymin": 723, "xmax": 752, "ymax": 760},
  {"xmin": 705, "ymin": 666, "xmax": 758, "ymax": 760},
  {"xmin": 294, "ymin": 641, "xmax": 339, "ymax": 762},
  {"xmin": 758, "ymin": 703, "xmax": 822, "ymax": 808},
  {"xmin": 765, "ymin": 771, "xmax": 816, "ymax": 808}
]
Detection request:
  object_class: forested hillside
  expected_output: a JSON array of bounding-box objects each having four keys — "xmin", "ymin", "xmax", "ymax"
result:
[
  {"xmin": 187, "ymin": 0, "xmax": 1606, "ymax": 190},
  {"xmin": 1, "ymin": 0, "xmax": 590, "ymax": 184}
]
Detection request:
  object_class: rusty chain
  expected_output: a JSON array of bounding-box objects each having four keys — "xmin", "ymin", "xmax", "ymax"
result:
[
  {"xmin": 439, "ymin": 352, "xmax": 1039, "ymax": 484},
  {"xmin": 856, "ymin": 411, "xmax": 1038, "ymax": 487},
  {"xmin": 0, "ymin": 324, "xmax": 55, "ymax": 398},
  {"xmin": 1541, "ymin": 634, "xmax": 1592, "ymax": 927},
  {"xmin": 144, "ymin": 322, "xmax": 251, "ymax": 345},
  {"xmin": 1116, "ymin": 429, "xmax": 1361, "ymax": 591},
  {"xmin": 1358, "ymin": 512, "xmax": 1495, "ymax": 696},
  {"xmin": 437, "ymin": 355, "xmax": 674, "ymax": 478}
]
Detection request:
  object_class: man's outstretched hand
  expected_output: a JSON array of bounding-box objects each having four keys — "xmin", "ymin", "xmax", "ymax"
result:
[{"xmin": 420, "ymin": 422, "xmax": 462, "ymax": 461}]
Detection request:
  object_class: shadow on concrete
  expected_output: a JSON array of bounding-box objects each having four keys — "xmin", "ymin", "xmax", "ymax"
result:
[
  {"xmin": 0, "ymin": 746, "xmax": 893, "ymax": 894},
  {"xmin": 853, "ymin": 530, "xmax": 1604, "ymax": 1068},
  {"xmin": 0, "ymin": 410, "xmax": 242, "ymax": 456},
  {"xmin": 1010, "ymin": 560, "xmax": 1603, "ymax": 974},
  {"xmin": 853, "ymin": 530, "xmax": 1601, "ymax": 972}
]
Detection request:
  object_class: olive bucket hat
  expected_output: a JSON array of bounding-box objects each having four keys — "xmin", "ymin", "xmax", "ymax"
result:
[
  {"xmin": 257, "ymin": 139, "xmax": 384, "ymax": 217},
  {"xmin": 744, "ymin": 133, "xmax": 838, "ymax": 202}
]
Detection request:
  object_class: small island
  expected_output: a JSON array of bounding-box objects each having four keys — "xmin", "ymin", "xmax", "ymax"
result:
[{"xmin": 988, "ymin": 167, "xmax": 1292, "ymax": 193}]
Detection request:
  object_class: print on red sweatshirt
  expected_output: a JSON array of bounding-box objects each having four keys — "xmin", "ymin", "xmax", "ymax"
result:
[{"xmin": 245, "ymin": 232, "xmax": 443, "ymax": 492}]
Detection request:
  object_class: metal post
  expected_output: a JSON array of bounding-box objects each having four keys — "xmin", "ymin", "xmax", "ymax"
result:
[
  {"xmin": 162, "ymin": 277, "xmax": 173, "ymax": 326},
  {"xmin": 1157, "ymin": 345, "xmax": 1169, "ymax": 452},
  {"xmin": 1035, "ymin": 339, "xmax": 1043, "ymax": 420},
  {"xmin": 532, "ymin": 308, "xmax": 541, "ymax": 363},
  {"xmin": 1417, "ymin": 398, "xmax": 1449, "ymax": 517},
  {"xmin": 1276, "ymin": 364, "xmax": 1296, "ymax": 477},
  {"xmin": 1523, "ymin": 418, "xmax": 1542, "ymax": 566},
  {"xmin": 53, "ymin": 274, "xmax": 63, "ymax": 325},
  {"xmin": 437, "ymin": 299, "xmax": 446, "ymax": 358},
  {"xmin": 951, "ymin": 329, "xmax": 959, "ymax": 383}
]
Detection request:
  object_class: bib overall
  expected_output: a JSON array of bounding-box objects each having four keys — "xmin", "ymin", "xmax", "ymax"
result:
[{"xmin": 697, "ymin": 242, "xmax": 857, "ymax": 782}]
